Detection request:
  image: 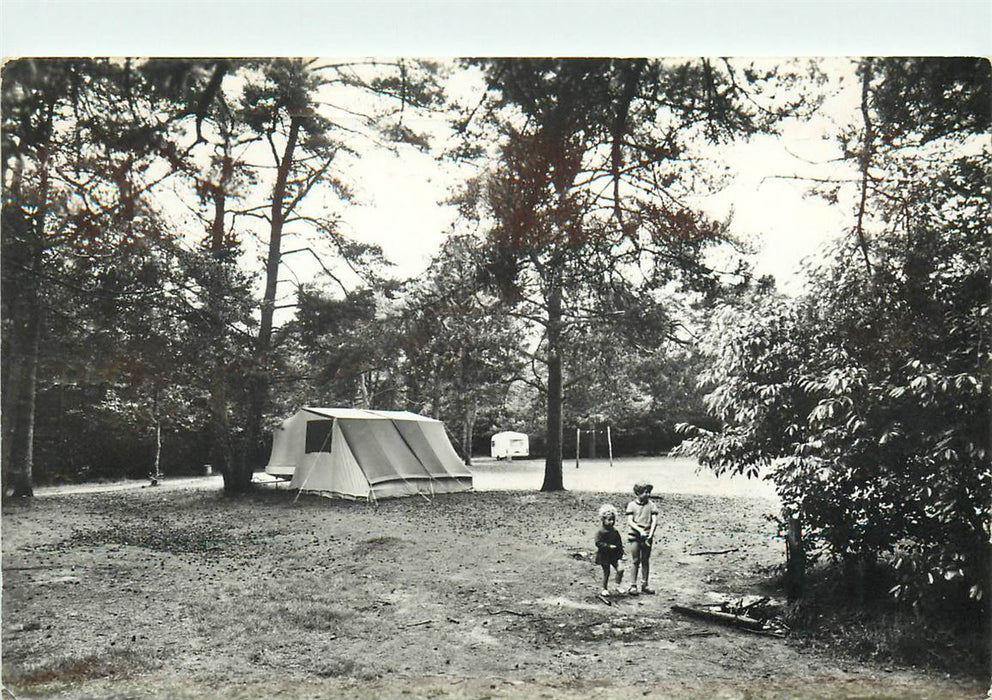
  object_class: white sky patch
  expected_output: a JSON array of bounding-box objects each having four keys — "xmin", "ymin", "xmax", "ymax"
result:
[
  {"xmin": 701, "ymin": 130, "xmax": 857, "ymax": 293},
  {"xmin": 341, "ymin": 147, "xmax": 463, "ymax": 280},
  {"xmin": 330, "ymin": 59, "xmax": 867, "ymax": 296},
  {"xmin": 185, "ymin": 57, "xmax": 871, "ymax": 315}
]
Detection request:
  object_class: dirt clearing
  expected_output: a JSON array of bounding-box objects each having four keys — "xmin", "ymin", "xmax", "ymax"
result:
[{"xmin": 2, "ymin": 458, "xmax": 984, "ymax": 698}]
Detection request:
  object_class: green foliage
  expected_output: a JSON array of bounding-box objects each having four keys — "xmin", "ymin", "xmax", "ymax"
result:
[
  {"xmin": 2, "ymin": 58, "xmax": 256, "ymax": 485},
  {"xmin": 677, "ymin": 57, "xmax": 991, "ymax": 609},
  {"xmin": 401, "ymin": 236, "xmax": 526, "ymax": 432},
  {"xmin": 784, "ymin": 558, "xmax": 989, "ymax": 677},
  {"xmin": 288, "ymin": 286, "xmax": 406, "ymax": 410}
]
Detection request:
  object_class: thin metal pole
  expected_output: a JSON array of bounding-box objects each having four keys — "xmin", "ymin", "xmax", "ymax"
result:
[
  {"xmin": 607, "ymin": 425, "xmax": 614, "ymax": 467},
  {"xmin": 575, "ymin": 427, "xmax": 580, "ymax": 469}
]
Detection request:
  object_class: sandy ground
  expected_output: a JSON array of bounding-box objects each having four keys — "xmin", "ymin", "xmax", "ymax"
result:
[
  {"xmin": 28, "ymin": 456, "xmax": 778, "ymax": 499},
  {"xmin": 2, "ymin": 458, "xmax": 984, "ymax": 699}
]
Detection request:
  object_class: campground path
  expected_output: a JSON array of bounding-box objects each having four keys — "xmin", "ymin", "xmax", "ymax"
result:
[{"xmin": 31, "ymin": 456, "xmax": 778, "ymax": 501}]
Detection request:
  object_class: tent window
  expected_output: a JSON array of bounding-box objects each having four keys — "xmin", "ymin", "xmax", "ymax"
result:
[{"xmin": 305, "ymin": 420, "xmax": 334, "ymax": 454}]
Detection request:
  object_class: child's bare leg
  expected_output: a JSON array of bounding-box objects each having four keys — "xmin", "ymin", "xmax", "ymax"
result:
[
  {"xmin": 641, "ymin": 546, "xmax": 654, "ymax": 593},
  {"xmin": 614, "ymin": 563, "xmax": 624, "ymax": 588},
  {"xmin": 628, "ymin": 540, "xmax": 641, "ymax": 592},
  {"xmin": 600, "ymin": 564, "xmax": 610, "ymax": 594}
]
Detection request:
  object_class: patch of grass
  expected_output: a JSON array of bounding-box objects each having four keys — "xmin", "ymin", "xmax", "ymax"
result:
[
  {"xmin": 278, "ymin": 600, "xmax": 354, "ymax": 632},
  {"xmin": 5, "ymin": 648, "xmax": 148, "ymax": 686},
  {"xmin": 314, "ymin": 658, "xmax": 359, "ymax": 678},
  {"xmin": 55, "ymin": 522, "xmax": 275, "ymax": 555},
  {"xmin": 786, "ymin": 562, "xmax": 989, "ymax": 679}
]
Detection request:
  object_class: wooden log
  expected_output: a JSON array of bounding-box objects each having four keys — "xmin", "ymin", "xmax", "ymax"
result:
[{"xmin": 671, "ymin": 605, "xmax": 768, "ymax": 632}]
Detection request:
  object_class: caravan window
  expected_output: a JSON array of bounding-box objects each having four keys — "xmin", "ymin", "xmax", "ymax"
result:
[{"xmin": 305, "ymin": 420, "xmax": 334, "ymax": 453}]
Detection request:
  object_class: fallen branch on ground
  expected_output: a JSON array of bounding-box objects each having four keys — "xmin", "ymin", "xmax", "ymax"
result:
[
  {"xmin": 688, "ymin": 548, "xmax": 740, "ymax": 556},
  {"xmin": 404, "ymin": 619, "xmax": 433, "ymax": 628},
  {"xmin": 671, "ymin": 605, "xmax": 786, "ymax": 637},
  {"xmin": 669, "ymin": 630, "xmax": 720, "ymax": 639},
  {"xmin": 487, "ymin": 608, "xmax": 532, "ymax": 617}
]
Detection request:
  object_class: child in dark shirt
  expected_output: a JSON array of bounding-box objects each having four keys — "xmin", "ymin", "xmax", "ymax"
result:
[{"xmin": 594, "ymin": 503, "xmax": 625, "ymax": 596}]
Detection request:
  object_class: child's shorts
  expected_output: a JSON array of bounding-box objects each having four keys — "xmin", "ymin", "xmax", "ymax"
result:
[{"xmin": 627, "ymin": 532, "xmax": 652, "ymax": 549}]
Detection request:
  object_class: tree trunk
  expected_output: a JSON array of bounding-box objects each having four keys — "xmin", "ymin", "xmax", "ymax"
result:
[
  {"xmin": 785, "ymin": 513, "xmax": 805, "ymax": 602},
  {"xmin": 150, "ymin": 386, "xmax": 162, "ymax": 484},
  {"xmin": 151, "ymin": 423, "xmax": 162, "ymax": 484},
  {"xmin": 429, "ymin": 356, "xmax": 442, "ymax": 419},
  {"xmin": 235, "ymin": 117, "xmax": 301, "ymax": 493},
  {"xmin": 462, "ymin": 397, "xmax": 477, "ymax": 467},
  {"xmin": 1, "ymin": 159, "xmax": 25, "ymax": 485},
  {"xmin": 205, "ymin": 150, "xmax": 237, "ymax": 484},
  {"xmin": 7, "ymin": 286, "xmax": 41, "ymax": 497},
  {"xmin": 542, "ymin": 277, "xmax": 564, "ymax": 491},
  {"xmin": 589, "ymin": 423, "xmax": 597, "ymax": 460},
  {"xmin": 358, "ymin": 373, "xmax": 371, "ymax": 409},
  {"xmin": 208, "ymin": 365, "xmax": 234, "ymax": 477},
  {"xmin": 6, "ymin": 157, "xmax": 48, "ymax": 498}
]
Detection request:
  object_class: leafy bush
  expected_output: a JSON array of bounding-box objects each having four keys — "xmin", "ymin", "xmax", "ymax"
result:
[{"xmin": 677, "ymin": 58, "xmax": 990, "ymax": 613}]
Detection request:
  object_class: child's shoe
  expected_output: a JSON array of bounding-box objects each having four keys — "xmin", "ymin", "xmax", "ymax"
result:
[
  {"xmin": 600, "ymin": 589, "xmax": 610, "ymax": 597},
  {"xmin": 640, "ymin": 586, "xmax": 655, "ymax": 595},
  {"xmin": 627, "ymin": 585, "xmax": 639, "ymax": 596}
]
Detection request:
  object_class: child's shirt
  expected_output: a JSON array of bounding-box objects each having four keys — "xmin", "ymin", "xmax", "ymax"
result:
[
  {"xmin": 594, "ymin": 527, "xmax": 624, "ymax": 564},
  {"xmin": 625, "ymin": 498, "xmax": 660, "ymax": 535}
]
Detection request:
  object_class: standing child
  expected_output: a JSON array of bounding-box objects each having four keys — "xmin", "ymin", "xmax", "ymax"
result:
[
  {"xmin": 625, "ymin": 481, "xmax": 660, "ymax": 595},
  {"xmin": 594, "ymin": 503, "xmax": 625, "ymax": 596}
]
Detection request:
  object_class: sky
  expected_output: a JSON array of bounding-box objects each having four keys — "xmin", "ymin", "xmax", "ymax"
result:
[
  {"xmin": 2, "ymin": 2, "xmax": 989, "ymax": 298},
  {"xmin": 337, "ymin": 58, "xmax": 864, "ymax": 294}
]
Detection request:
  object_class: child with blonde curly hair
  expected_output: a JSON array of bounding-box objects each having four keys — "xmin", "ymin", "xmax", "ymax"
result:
[{"xmin": 594, "ymin": 503, "xmax": 625, "ymax": 596}]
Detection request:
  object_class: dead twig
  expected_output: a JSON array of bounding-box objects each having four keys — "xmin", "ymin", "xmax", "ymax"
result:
[
  {"xmin": 404, "ymin": 619, "xmax": 434, "ymax": 628},
  {"xmin": 487, "ymin": 608, "xmax": 532, "ymax": 617},
  {"xmin": 669, "ymin": 630, "xmax": 720, "ymax": 639},
  {"xmin": 688, "ymin": 548, "xmax": 740, "ymax": 556},
  {"xmin": 737, "ymin": 597, "xmax": 771, "ymax": 616}
]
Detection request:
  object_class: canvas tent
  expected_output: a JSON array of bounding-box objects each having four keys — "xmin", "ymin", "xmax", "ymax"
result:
[
  {"xmin": 265, "ymin": 407, "xmax": 473, "ymax": 500},
  {"xmin": 491, "ymin": 431, "xmax": 529, "ymax": 460}
]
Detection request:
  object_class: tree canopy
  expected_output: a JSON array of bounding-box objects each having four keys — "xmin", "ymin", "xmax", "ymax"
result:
[{"xmin": 456, "ymin": 58, "xmax": 808, "ymax": 489}]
